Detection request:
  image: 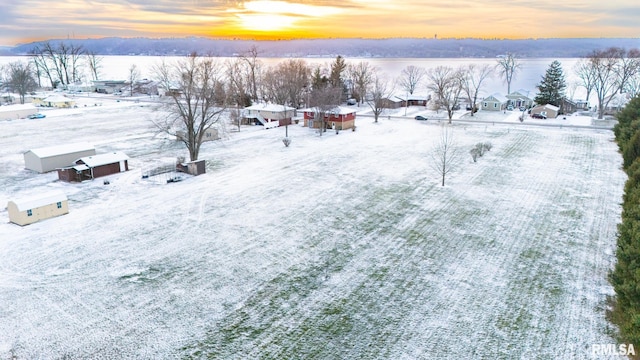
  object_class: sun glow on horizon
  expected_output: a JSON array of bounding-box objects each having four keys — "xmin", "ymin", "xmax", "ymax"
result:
[
  {"xmin": 228, "ymin": 0, "xmax": 343, "ymax": 35},
  {"xmin": 2, "ymin": 0, "xmax": 638, "ymax": 46}
]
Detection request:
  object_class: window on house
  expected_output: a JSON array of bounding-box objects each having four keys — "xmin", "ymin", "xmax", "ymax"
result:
[
  {"xmin": 494, "ymin": 103, "xmax": 498, "ymax": 108},
  {"xmin": 57, "ymin": 202, "xmax": 62, "ymax": 209},
  {"xmin": 27, "ymin": 209, "xmax": 32, "ymax": 216},
  {"xmin": 483, "ymin": 102, "xmax": 488, "ymax": 107}
]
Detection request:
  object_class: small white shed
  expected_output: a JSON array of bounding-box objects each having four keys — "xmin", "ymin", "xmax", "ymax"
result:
[{"xmin": 7, "ymin": 191, "xmax": 69, "ymax": 226}]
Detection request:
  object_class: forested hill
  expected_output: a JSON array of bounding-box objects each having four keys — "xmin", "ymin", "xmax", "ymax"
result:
[{"xmin": 5, "ymin": 37, "xmax": 640, "ymax": 58}]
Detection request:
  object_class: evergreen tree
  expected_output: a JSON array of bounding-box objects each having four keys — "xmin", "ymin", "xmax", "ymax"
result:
[
  {"xmin": 329, "ymin": 55, "xmax": 348, "ymax": 100},
  {"xmin": 534, "ymin": 60, "xmax": 566, "ymax": 107},
  {"xmin": 329, "ymin": 55, "xmax": 346, "ymax": 88}
]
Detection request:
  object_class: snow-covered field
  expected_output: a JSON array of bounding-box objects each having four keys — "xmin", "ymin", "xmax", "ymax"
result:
[{"xmin": 0, "ymin": 96, "xmax": 627, "ymax": 358}]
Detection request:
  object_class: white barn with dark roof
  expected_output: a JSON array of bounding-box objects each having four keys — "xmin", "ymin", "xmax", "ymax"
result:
[
  {"xmin": 24, "ymin": 143, "xmax": 96, "ymax": 173},
  {"xmin": 7, "ymin": 191, "xmax": 69, "ymax": 226}
]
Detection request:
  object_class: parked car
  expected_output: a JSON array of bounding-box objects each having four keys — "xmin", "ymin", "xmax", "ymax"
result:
[
  {"xmin": 346, "ymin": 98, "xmax": 357, "ymax": 105},
  {"xmin": 452, "ymin": 104, "xmax": 461, "ymax": 110},
  {"xmin": 506, "ymin": 105, "xmax": 514, "ymax": 111},
  {"xmin": 531, "ymin": 113, "xmax": 547, "ymax": 119},
  {"xmin": 28, "ymin": 113, "xmax": 46, "ymax": 119},
  {"xmin": 415, "ymin": 115, "xmax": 428, "ymax": 121},
  {"xmin": 519, "ymin": 106, "xmax": 526, "ymax": 111}
]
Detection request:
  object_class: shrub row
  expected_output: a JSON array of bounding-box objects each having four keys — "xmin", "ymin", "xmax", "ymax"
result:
[
  {"xmin": 470, "ymin": 142, "xmax": 492, "ymax": 162},
  {"xmin": 611, "ymin": 95, "xmax": 640, "ymax": 354}
]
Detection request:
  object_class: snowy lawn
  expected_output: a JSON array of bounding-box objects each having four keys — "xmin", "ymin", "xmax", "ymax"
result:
[{"xmin": 0, "ymin": 100, "xmax": 626, "ymax": 359}]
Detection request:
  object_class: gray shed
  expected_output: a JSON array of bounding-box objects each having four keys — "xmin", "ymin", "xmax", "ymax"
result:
[{"xmin": 24, "ymin": 142, "xmax": 96, "ymax": 173}]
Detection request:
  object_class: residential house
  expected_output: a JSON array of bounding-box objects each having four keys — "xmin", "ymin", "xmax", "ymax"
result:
[
  {"xmin": 176, "ymin": 128, "xmax": 220, "ymax": 143},
  {"xmin": 397, "ymin": 94, "xmax": 431, "ymax": 107},
  {"xmin": 302, "ymin": 106, "xmax": 357, "ymax": 130},
  {"xmin": 380, "ymin": 96, "xmax": 403, "ymax": 109},
  {"xmin": 92, "ymin": 80, "xmax": 127, "ymax": 94},
  {"xmin": 32, "ymin": 94, "xmax": 76, "ymax": 108},
  {"xmin": 560, "ymin": 98, "xmax": 589, "ymax": 114},
  {"xmin": 506, "ymin": 89, "xmax": 534, "ymax": 109},
  {"xmin": 481, "ymin": 93, "xmax": 508, "ymax": 111},
  {"xmin": 244, "ymin": 103, "xmax": 295, "ymax": 129}
]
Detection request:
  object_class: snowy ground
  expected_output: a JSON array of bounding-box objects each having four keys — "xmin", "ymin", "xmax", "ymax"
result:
[{"xmin": 0, "ymin": 96, "xmax": 627, "ymax": 359}]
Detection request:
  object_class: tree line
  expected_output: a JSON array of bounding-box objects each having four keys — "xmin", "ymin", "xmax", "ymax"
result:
[
  {"xmin": 1, "ymin": 42, "xmax": 639, "ymax": 161},
  {"xmin": 611, "ymin": 93, "xmax": 640, "ymax": 356}
]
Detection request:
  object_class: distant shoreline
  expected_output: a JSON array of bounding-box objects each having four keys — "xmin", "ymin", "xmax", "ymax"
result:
[{"xmin": 2, "ymin": 37, "xmax": 639, "ymax": 58}]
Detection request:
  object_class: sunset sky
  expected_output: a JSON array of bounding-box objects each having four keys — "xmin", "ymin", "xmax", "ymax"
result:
[{"xmin": 0, "ymin": 0, "xmax": 638, "ymax": 46}]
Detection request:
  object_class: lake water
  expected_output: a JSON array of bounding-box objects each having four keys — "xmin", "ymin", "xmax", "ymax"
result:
[{"xmin": 0, "ymin": 55, "xmax": 585, "ymax": 99}]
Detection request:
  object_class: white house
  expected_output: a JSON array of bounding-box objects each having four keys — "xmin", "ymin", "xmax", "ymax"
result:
[
  {"xmin": 506, "ymin": 89, "xmax": 534, "ymax": 109},
  {"xmin": 244, "ymin": 103, "xmax": 295, "ymax": 129}
]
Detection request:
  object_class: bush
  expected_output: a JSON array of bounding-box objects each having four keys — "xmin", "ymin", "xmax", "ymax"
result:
[
  {"xmin": 470, "ymin": 148, "xmax": 480, "ymax": 162},
  {"xmin": 623, "ymin": 131, "xmax": 640, "ymax": 169}
]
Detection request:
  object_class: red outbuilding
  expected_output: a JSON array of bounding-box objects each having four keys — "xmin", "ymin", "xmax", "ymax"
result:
[{"xmin": 57, "ymin": 152, "xmax": 129, "ymax": 182}]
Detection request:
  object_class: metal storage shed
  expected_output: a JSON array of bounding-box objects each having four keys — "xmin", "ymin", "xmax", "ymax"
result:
[{"xmin": 24, "ymin": 142, "xmax": 96, "ymax": 173}]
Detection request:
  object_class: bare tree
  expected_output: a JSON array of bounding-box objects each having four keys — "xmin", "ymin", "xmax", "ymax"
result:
[
  {"xmin": 68, "ymin": 43, "xmax": 85, "ymax": 83},
  {"xmin": 5, "ymin": 61, "xmax": 38, "ymax": 104},
  {"xmin": 308, "ymin": 86, "xmax": 342, "ymax": 136},
  {"xmin": 347, "ymin": 61, "xmax": 374, "ymax": 106},
  {"xmin": 426, "ymin": 66, "xmax": 464, "ymax": 123},
  {"xmin": 460, "ymin": 64, "xmax": 492, "ymax": 117},
  {"xmin": 587, "ymin": 47, "xmax": 640, "ymax": 119},
  {"xmin": 366, "ymin": 73, "xmax": 394, "ymax": 123},
  {"xmin": 85, "ymin": 50, "xmax": 102, "ymax": 81},
  {"xmin": 283, "ymin": 59, "xmax": 310, "ymax": 108},
  {"xmin": 625, "ymin": 72, "xmax": 640, "ymax": 98},
  {"xmin": 574, "ymin": 58, "xmax": 596, "ymax": 106},
  {"xmin": 224, "ymin": 58, "xmax": 251, "ymax": 132},
  {"xmin": 128, "ymin": 64, "xmax": 140, "ymax": 96},
  {"xmin": 398, "ymin": 65, "xmax": 426, "ymax": 95},
  {"xmin": 153, "ymin": 54, "xmax": 227, "ymax": 161},
  {"xmin": 430, "ymin": 125, "xmax": 459, "ymax": 187},
  {"xmin": 30, "ymin": 42, "xmax": 60, "ymax": 88},
  {"xmin": 239, "ymin": 46, "xmax": 261, "ymax": 102},
  {"xmin": 496, "ymin": 53, "xmax": 521, "ymax": 95},
  {"xmin": 566, "ymin": 81, "xmax": 579, "ymax": 102},
  {"xmin": 29, "ymin": 41, "xmax": 85, "ymax": 88},
  {"xmin": 262, "ymin": 59, "xmax": 310, "ymax": 108},
  {"xmin": 261, "ymin": 65, "xmax": 289, "ymax": 105}
]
